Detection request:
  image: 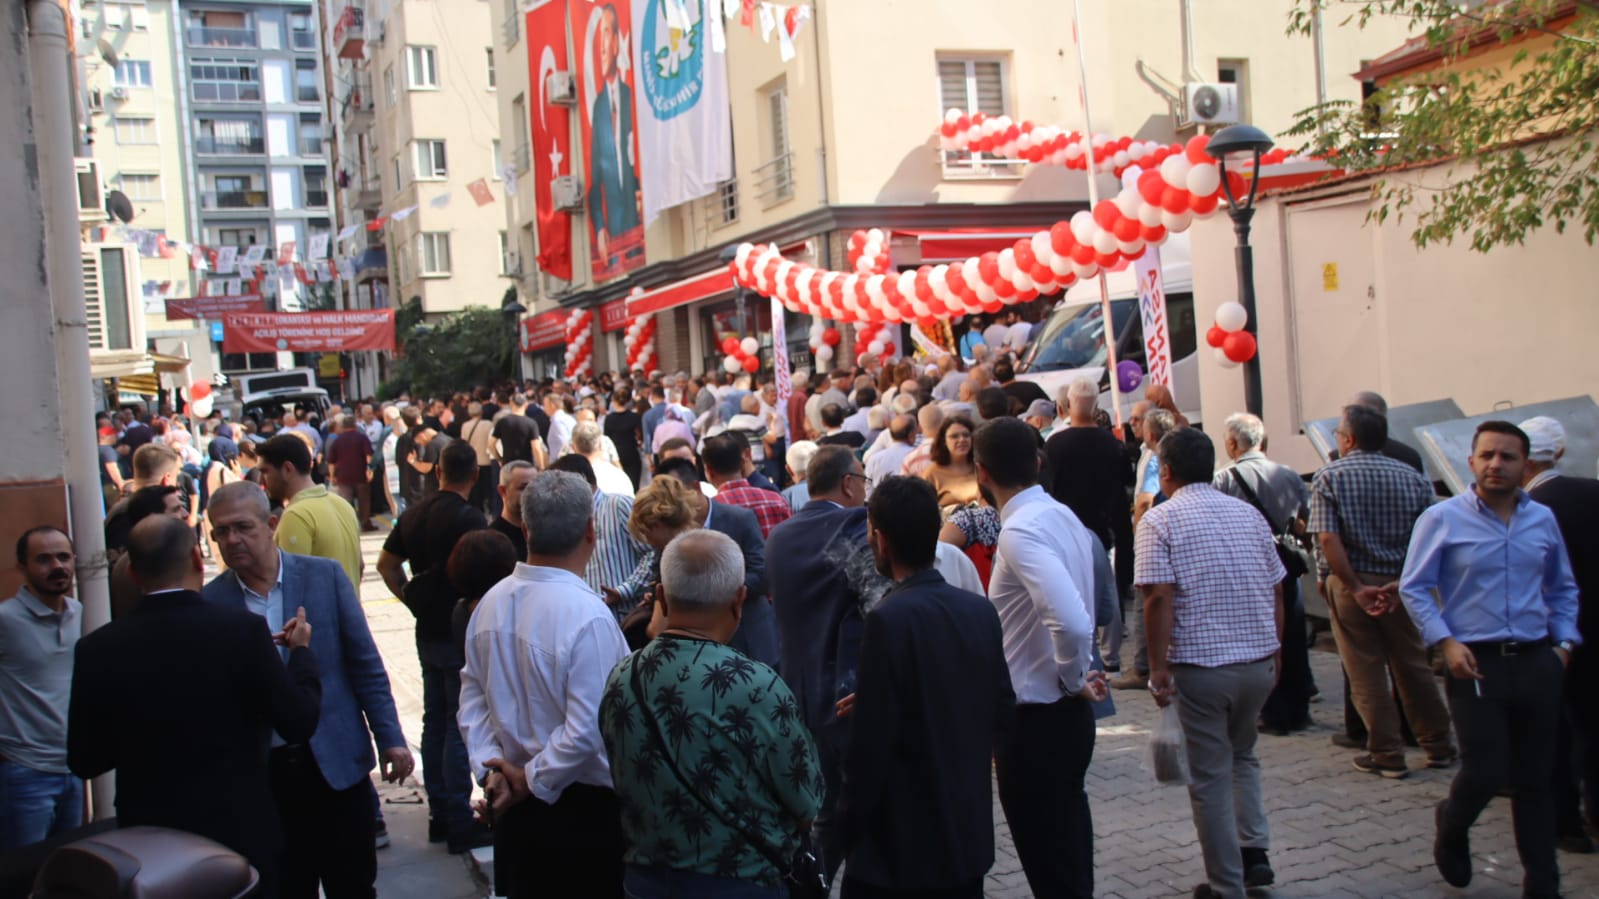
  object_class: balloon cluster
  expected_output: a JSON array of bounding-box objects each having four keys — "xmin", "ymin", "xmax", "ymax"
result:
[
  {"xmin": 721, "ymin": 336, "xmax": 762, "ymax": 375},
  {"xmin": 184, "ymin": 381, "xmax": 214, "ymax": 419},
  {"xmin": 807, "ymin": 323, "xmax": 841, "ymax": 366},
  {"xmin": 854, "ymin": 320, "xmax": 892, "ymax": 363},
  {"xmin": 1205, "ymin": 301, "xmax": 1256, "ymax": 368},
  {"xmin": 846, "ymin": 228, "xmax": 891, "ymax": 275},
  {"xmin": 623, "ymin": 313, "xmax": 658, "ymax": 375},
  {"xmin": 563, "ymin": 308, "xmax": 595, "ymax": 379}
]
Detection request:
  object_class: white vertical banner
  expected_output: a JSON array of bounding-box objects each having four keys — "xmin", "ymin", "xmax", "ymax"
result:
[
  {"xmin": 215, "ymin": 245, "xmax": 238, "ymax": 274},
  {"xmin": 1134, "ymin": 246, "xmax": 1173, "ymax": 389},
  {"xmin": 772, "ymin": 296, "xmax": 791, "ymax": 404},
  {"xmin": 633, "ymin": 0, "xmax": 733, "ymax": 225}
]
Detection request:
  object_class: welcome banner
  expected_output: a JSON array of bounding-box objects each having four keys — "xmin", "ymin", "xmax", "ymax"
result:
[
  {"xmin": 571, "ymin": 0, "xmax": 646, "ymax": 281},
  {"xmin": 633, "ymin": 0, "xmax": 732, "ymax": 226},
  {"xmin": 527, "ymin": 0, "xmax": 574, "ymax": 281},
  {"xmin": 163, "ymin": 294, "xmax": 265, "ymax": 320},
  {"xmin": 222, "ymin": 310, "xmax": 395, "ymax": 354}
]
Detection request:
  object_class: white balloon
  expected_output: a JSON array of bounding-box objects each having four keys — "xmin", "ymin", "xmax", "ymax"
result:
[
  {"xmin": 1030, "ymin": 232, "xmax": 1054, "ymax": 268},
  {"xmin": 1215, "ymin": 301, "xmax": 1248, "ymax": 332},
  {"xmin": 734, "ymin": 243, "xmax": 753, "ymax": 270},
  {"xmin": 897, "ymin": 271, "xmax": 917, "ymax": 299},
  {"xmin": 997, "ymin": 248, "xmax": 1017, "ymax": 280},
  {"xmin": 1214, "ymin": 346, "xmax": 1240, "ymax": 369},
  {"xmin": 740, "ymin": 337, "xmax": 759, "ymax": 356},
  {"xmin": 1064, "ymin": 141, "xmax": 1084, "ymax": 160},
  {"xmin": 815, "ymin": 344, "xmax": 834, "ymax": 362},
  {"xmin": 944, "ymin": 108, "xmax": 963, "ymax": 123},
  {"xmin": 856, "ymin": 257, "xmax": 874, "ymax": 274},
  {"xmin": 1072, "ymin": 261, "xmax": 1099, "ymax": 280},
  {"xmin": 1138, "ymin": 203, "xmax": 1165, "ymax": 227},
  {"xmin": 1093, "ymin": 230, "xmax": 1118, "ymax": 255},
  {"xmin": 809, "ymin": 321, "xmax": 825, "ymax": 340},
  {"xmin": 1070, "ymin": 211, "xmax": 1096, "ymax": 244},
  {"xmin": 1159, "ymin": 154, "xmax": 1192, "ymax": 188},
  {"xmin": 867, "ymin": 228, "xmax": 885, "ymax": 244},
  {"xmin": 929, "ymin": 265, "xmax": 954, "ymax": 302},
  {"xmin": 1161, "ymin": 210, "xmax": 1194, "ymax": 233},
  {"xmin": 1115, "ymin": 187, "xmax": 1142, "ymax": 218},
  {"xmin": 910, "ymin": 297, "xmax": 931, "ymax": 318},
  {"xmin": 1113, "ymin": 150, "xmax": 1130, "ymax": 169},
  {"xmin": 724, "ymin": 356, "xmax": 742, "ymax": 373},
  {"xmin": 1186, "ymin": 163, "xmax": 1221, "ymax": 198},
  {"xmin": 1129, "ymin": 143, "xmax": 1148, "ymax": 160},
  {"xmin": 1117, "ymin": 239, "xmax": 1146, "ymax": 256},
  {"xmin": 1011, "ymin": 267, "xmax": 1035, "ymax": 293},
  {"xmin": 1049, "ymin": 253, "xmax": 1074, "ymax": 278},
  {"xmin": 868, "ymin": 340, "xmax": 886, "ymax": 355},
  {"xmin": 866, "ymin": 276, "xmax": 888, "ymax": 308}
]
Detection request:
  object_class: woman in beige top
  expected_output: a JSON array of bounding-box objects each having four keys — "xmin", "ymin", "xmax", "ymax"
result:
[{"xmin": 920, "ymin": 414, "xmax": 982, "ymax": 512}]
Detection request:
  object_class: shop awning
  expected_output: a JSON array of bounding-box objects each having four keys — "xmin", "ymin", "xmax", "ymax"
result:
[
  {"xmin": 117, "ymin": 372, "xmax": 162, "ymax": 396},
  {"xmin": 626, "ymin": 268, "xmax": 735, "ymax": 318},
  {"xmin": 907, "ymin": 228, "xmax": 1043, "ymax": 263}
]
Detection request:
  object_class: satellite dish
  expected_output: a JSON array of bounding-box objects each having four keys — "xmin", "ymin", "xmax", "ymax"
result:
[
  {"xmin": 105, "ymin": 190, "xmax": 134, "ymax": 223},
  {"xmin": 97, "ymin": 37, "xmax": 119, "ymax": 67}
]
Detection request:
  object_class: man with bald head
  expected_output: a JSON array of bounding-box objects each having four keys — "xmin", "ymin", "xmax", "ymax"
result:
[
  {"xmin": 70, "ymin": 515, "xmax": 322, "ymax": 895},
  {"xmin": 901, "ymin": 404, "xmax": 945, "ymax": 478},
  {"xmin": 865, "ymin": 414, "xmax": 918, "ymax": 495}
]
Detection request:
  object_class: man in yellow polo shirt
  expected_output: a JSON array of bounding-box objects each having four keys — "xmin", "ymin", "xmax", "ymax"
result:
[{"xmin": 256, "ymin": 434, "xmax": 364, "ymax": 588}]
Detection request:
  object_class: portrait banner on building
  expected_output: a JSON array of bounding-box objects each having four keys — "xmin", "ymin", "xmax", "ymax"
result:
[
  {"xmin": 222, "ymin": 310, "xmax": 395, "ymax": 354},
  {"xmin": 164, "ymin": 294, "xmax": 266, "ymax": 321},
  {"xmin": 633, "ymin": 0, "xmax": 732, "ymax": 226},
  {"xmin": 528, "ymin": 0, "xmax": 575, "ymax": 280},
  {"xmin": 571, "ymin": 0, "xmax": 646, "ymax": 282}
]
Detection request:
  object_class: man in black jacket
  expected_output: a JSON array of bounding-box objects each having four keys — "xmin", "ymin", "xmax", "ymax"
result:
[
  {"xmin": 69, "ymin": 515, "xmax": 320, "ymax": 896},
  {"xmin": 840, "ymin": 476, "xmax": 1014, "ymax": 898}
]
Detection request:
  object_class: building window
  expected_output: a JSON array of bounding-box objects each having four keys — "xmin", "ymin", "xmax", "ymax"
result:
[
  {"xmin": 186, "ymin": 9, "xmax": 254, "ymax": 48},
  {"xmin": 298, "ymin": 113, "xmax": 323, "ymax": 156},
  {"xmin": 120, "ymin": 173, "xmax": 160, "ymax": 201},
  {"xmin": 305, "ymin": 167, "xmax": 328, "ymax": 206},
  {"xmin": 511, "ymin": 95, "xmax": 530, "ymax": 172},
  {"xmin": 1217, "ymin": 58, "xmax": 1250, "ymax": 123},
  {"xmin": 295, "ymin": 60, "xmax": 319, "ymax": 103},
  {"xmin": 384, "ymin": 65, "xmax": 396, "ymax": 106},
  {"xmin": 392, "ymin": 154, "xmax": 403, "ymax": 191},
  {"xmin": 491, "ymin": 139, "xmax": 503, "ymax": 177},
  {"xmin": 113, "ymin": 116, "xmax": 157, "ymax": 144},
  {"xmin": 406, "ymin": 46, "xmax": 439, "ymax": 89},
  {"xmin": 755, "ymin": 82, "xmax": 792, "ymax": 205},
  {"xmin": 289, "ymin": 12, "xmax": 316, "ymax": 50},
  {"xmin": 413, "ymin": 140, "xmax": 447, "ymax": 179},
  {"xmin": 498, "ymin": 231, "xmax": 512, "ymax": 275},
  {"xmin": 190, "ymin": 58, "xmax": 261, "ymax": 102},
  {"xmin": 419, "ymin": 232, "xmax": 451, "ymax": 275},
  {"xmin": 195, "ymin": 116, "xmax": 263, "ymax": 154},
  {"xmin": 114, "ymin": 59, "xmax": 152, "ymax": 87},
  {"xmin": 212, "ymin": 227, "xmax": 262, "ymax": 246},
  {"xmin": 937, "ymin": 56, "xmax": 1017, "ymax": 177},
  {"xmin": 486, "ymin": 48, "xmax": 497, "ymax": 89}
]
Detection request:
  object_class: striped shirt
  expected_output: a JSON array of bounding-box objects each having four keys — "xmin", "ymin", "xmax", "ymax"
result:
[
  {"xmin": 584, "ymin": 491, "xmax": 647, "ymax": 604},
  {"xmin": 1307, "ymin": 450, "xmax": 1433, "ymax": 578}
]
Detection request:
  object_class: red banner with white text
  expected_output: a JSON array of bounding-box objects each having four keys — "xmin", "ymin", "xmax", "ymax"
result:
[
  {"xmin": 163, "ymin": 294, "xmax": 266, "ymax": 320},
  {"xmin": 222, "ymin": 310, "xmax": 395, "ymax": 353},
  {"xmin": 522, "ymin": 309, "xmax": 569, "ymax": 351},
  {"xmin": 527, "ymin": 0, "xmax": 574, "ymax": 281}
]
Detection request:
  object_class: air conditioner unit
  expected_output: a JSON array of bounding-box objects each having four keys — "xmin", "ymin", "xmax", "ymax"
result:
[
  {"xmin": 551, "ymin": 175, "xmax": 583, "ymax": 211},
  {"xmin": 547, "ymin": 70, "xmax": 576, "ymax": 105},
  {"xmin": 88, "ymin": 88, "xmax": 105, "ymax": 111},
  {"xmin": 109, "ymin": 86, "xmax": 129, "ymax": 101},
  {"xmin": 1179, "ymin": 82, "xmax": 1240, "ymax": 129}
]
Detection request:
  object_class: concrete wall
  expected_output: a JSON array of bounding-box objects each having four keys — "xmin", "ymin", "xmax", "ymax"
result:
[{"xmin": 1189, "ymin": 156, "xmax": 1599, "ymax": 474}]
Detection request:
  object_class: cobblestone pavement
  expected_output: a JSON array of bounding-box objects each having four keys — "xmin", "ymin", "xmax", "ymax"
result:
[{"xmin": 981, "ymin": 648, "xmax": 1599, "ymax": 899}]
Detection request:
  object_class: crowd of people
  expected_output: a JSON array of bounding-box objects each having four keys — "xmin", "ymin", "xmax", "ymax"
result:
[{"xmin": 0, "ymin": 345, "xmax": 1591, "ymax": 899}]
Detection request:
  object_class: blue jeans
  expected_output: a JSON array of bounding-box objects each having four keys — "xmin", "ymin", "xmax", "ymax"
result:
[
  {"xmin": 624, "ymin": 865, "xmax": 785, "ymax": 899},
  {"xmin": 0, "ymin": 760, "xmax": 83, "ymax": 853},
  {"xmin": 416, "ymin": 638, "xmax": 474, "ymax": 836}
]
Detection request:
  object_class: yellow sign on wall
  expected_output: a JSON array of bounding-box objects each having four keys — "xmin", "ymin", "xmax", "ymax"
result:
[
  {"xmin": 318, "ymin": 353, "xmax": 341, "ymax": 378},
  {"xmin": 1322, "ymin": 263, "xmax": 1339, "ymax": 292}
]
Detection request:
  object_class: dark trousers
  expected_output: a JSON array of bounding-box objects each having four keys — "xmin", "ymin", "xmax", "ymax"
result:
[
  {"xmin": 1440, "ymin": 646, "xmax": 1564, "ymax": 896},
  {"xmin": 1554, "ymin": 647, "xmax": 1598, "ymax": 833},
  {"xmin": 811, "ymin": 726, "xmax": 846, "ymax": 885},
  {"xmin": 1260, "ymin": 577, "xmax": 1312, "ymax": 730},
  {"xmin": 416, "ymin": 638, "xmax": 474, "ymax": 837},
  {"xmin": 470, "ymin": 464, "xmax": 500, "ymax": 519},
  {"xmin": 268, "ymin": 746, "xmax": 376, "ymax": 899},
  {"xmin": 331, "ymin": 481, "xmax": 373, "ymax": 527},
  {"xmin": 496, "ymin": 783, "xmax": 622, "ymax": 899},
  {"xmin": 840, "ymin": 878, "xmax": 983, "ymax": 899},
  {"xmin": 994, "ymin": 694, "xmax": 1096, "ymax": 899}
]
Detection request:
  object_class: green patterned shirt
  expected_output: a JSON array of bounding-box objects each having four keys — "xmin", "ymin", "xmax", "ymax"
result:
[{"xmin": 601, "ymin": 634, "xmax": 824, "ymax": 885}]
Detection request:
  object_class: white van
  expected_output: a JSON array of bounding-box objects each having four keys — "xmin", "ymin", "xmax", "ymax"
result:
[
  {"xmin": 1015, "ymin": 233, "xmax": 1201, "ymax": 425},
  {"xmin": 234, "ymin": 368, "xmax": 332, "ymax": 424}
]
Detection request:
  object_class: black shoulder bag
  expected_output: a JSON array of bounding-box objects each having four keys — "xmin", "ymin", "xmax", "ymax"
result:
[
  {"xmin": 1229, "ymin": 469, "xmax": 1313, "ymax": 579},
  {"xmin": 627, "ymin": 655, "xmax": 827, "ymax": 898}
]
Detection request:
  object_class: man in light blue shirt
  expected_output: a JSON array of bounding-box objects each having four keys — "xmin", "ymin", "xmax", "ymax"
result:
[{"xmin": 1398, "ymin": 420, "xmax": 1579, "ymax": 899}]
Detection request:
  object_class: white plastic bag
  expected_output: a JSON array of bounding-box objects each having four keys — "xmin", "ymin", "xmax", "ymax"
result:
[{"xmin": 1147, "ymin": 700, "xmax": 1191, "ymax": 785}]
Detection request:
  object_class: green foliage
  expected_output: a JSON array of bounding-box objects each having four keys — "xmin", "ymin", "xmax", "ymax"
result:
[
  {"xmin": 1285, "ymin": 0, "xmax": 1599, "ymax": 252},
  {"xmin": 379, "ymin": 299, "xmax": 519, "ymax": 397}
]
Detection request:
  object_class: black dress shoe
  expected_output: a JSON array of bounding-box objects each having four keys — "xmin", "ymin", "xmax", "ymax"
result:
[
  {"xmin": 1242, "ymin": 848, "xmax": 1275, "ymax": 887},
  {"xmin": 1192, "ymin": 885, "xmax": 1220, "ymax": 898},
  {"xmin": 427, "ymin": 818, "xmax": 447, "ymax": 844},
  {"xmin": 1434, "ymin": 800, "xmax": 1472, "ymax": 888}
]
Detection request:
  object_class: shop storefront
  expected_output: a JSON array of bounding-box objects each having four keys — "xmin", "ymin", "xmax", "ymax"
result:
[{"xmin": 521, "ymin": 309, "xmax": 569, "ymax": 380}]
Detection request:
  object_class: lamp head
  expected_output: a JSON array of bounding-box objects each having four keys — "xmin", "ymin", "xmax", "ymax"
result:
[
  {"xmin": 502, "ymin": 301, "xmax": 527, "ymax": 316},
  {"xmin": 1204, "ymin": 124, "xmax": 1275, "ymax": 210},
  {"xmin": 717, "ymin": 243, "xmax": 740, "ymax": 263}
]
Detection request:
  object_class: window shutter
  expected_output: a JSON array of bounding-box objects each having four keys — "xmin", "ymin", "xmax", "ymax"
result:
[
  {"xmin": 81, "ymin": 248, "xmax": 107, "ymax": 350},
  {"xmin": 973, "ymin": 61, "xmax": 1004, "ymax": 116},
  {"xmin": 937, "ymin": 60, "xmax": 968, "ymax": 111}
]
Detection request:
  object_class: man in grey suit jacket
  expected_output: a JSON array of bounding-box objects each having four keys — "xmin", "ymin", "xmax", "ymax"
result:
[{"xmin": 203, "ymin": 483, "xmax": 411, "ymax": 899}]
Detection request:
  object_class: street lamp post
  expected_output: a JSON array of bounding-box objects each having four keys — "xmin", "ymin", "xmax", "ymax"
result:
[
  {"xmin": 1205, "ymin": 124, "xmax": 1275, "ymax": 417},
  {"xmin": 502, "ymin": 300, "xmax": 527, "ymax": 383}
]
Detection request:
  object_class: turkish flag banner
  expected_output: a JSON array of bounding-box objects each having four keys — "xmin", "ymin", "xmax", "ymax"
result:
[
  {"xmin": 164, "ymin": 294, "xmax": 266, "ymax": 320},
  {"xmin": 528, "ymin": 0, "xmax": 574, "ymax": 281},
  {"xmin": 223, "ymin": 310, "xmax": 396, "ymax": 354},
  {"xmin": 467, "ymin": 178, "xmax": 496, "ymax": 207}
]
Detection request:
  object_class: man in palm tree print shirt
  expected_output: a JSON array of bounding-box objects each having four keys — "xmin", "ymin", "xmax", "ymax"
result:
[{"xmin": 601, "ymin": 530, "xmax": 825, "ymax": 897}]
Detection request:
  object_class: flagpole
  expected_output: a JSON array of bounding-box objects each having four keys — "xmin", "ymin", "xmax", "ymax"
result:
[{"xmin": 1070, "ymin": 0, "xmax": 1125, "ymax": 433}]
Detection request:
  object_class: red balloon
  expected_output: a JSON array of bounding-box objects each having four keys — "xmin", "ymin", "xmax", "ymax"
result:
[
  {"xmin": 1093, "ymin": 200, "xmax": 1120, "ymax": 229},
  {"xmin": 1028, "ymin": 263, "xmax": 1054, "ymax": 283},
  {"xmin": 1070, "ymin": 244, "xmax": 1096, "ymax": 265},
  {"xmin": 982, "ymin": 301, "xmax": 1004, "ymax": 314},
  {"xmin": 721, "ymin": 336, "xmax": 740, "ymax": 355},
  {"xmin": 1113, "ymin": 218, "xmax": 1141, "ymax": 242},
  {"xmin": 822, "ymin": 327, "xmax": 841, "ymax": 346},
  {"xmin": 1138, "ymin": 170, "xmax": 1166, "ymax": 205},
  {"xmin": 876, "ymin": 253, "xmax": 891, "ymax": 271},
  {"xmin": 1050, "ymin": 222, "xmax": 1075, "ymax": 255},
  {"xmin": 848, "ymin": 230, "xmax": 867, "ymax": 249},
  {"xmin": 1185, "ymin": 134, "xmax": 1211, "ymax": 165},
  {"xmin": 1014, "ymin": 239, "xmax": 1038, "ymax": 272},
  {"xmin": 1094, "ymin": 251, "xmax": 1119, "ymax": 268},
  {"xmin": 1223, "ymin": 330, "xmax": 1257, "ymax": 363},
  {"xmin": 977, "ymin": 252, "xmax": 1001, "ymax": 284},
  {"xmin": 1141, "ymin": 224, "xmax": 1167, "ymax": 243},
  {"xmin": 1191, "ymin": 193, "xmax": 1220, "ymax": 215},
  {"xmin": 1206, "ymin": 325, "xmax": 1227, "ymax": 348},
  {"xmin": 1161, "ymin": 187, "xmax": 1190, "ymax": 214},
  {"xmin": 742, "ymin": 355, "xmax": 761, "ymax": 373},
  {"xmin": 1225, "ymin": 171, "xmax": 1249, "ymax": 200},
  {"xmin": 993, "ymin": 278, "xmax": 1017, "ymax": 298},
  {"xmin": 940, "ymin": 122, "xmax": 958, "ymax": 138}
]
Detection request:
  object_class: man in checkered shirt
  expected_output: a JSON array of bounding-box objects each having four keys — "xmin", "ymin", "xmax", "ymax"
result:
[
  {"xmin": 1135, "ymin": 427, "xmax": 1284, "ymax": 899},
  {"xmin": 1308, "ymin": 404, "xmax": 1455, "ymax": 780},
  {"xmin": 702, "ymin": 432, "xmax": 792, "ymax": 539}
]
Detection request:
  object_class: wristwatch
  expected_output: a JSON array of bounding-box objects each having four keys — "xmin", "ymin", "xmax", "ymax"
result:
[{"xmin": 1558, "ymin": 640, "xmax": 1577, "ymax": 655}]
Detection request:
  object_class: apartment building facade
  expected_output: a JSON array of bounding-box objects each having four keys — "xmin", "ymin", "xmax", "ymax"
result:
[{"xmin": 494, "ymin": 0, "xmax": 1412, "ymax": 376}]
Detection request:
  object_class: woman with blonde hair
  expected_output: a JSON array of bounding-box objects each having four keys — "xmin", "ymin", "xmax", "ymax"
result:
[{"xmin": 621, "ymin": 476, "xmax": 704, "ymax": 648}]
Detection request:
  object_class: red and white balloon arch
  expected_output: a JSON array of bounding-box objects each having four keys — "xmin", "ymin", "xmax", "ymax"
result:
[{"xmin": 727, "ymin": 111, "xmax": 1332, "ymax": 327}]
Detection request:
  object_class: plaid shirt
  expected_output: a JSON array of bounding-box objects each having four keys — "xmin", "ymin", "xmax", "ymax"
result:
[
  {"xmin": 1134, "ymin": 483, "xmax": 1284, "ymax": 668},
  {"xmin": 1307, "ymin": 450, "xmax": 1433, "ymax": 578},
  {"xmin": 714, "ymin": 478, "xmax": 792, "ymax": 539}
]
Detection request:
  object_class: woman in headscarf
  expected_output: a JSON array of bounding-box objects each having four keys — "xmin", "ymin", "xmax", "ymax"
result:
[{"xmin": 202, "ymin": 436, "xmax": 242, "ymax": 568}]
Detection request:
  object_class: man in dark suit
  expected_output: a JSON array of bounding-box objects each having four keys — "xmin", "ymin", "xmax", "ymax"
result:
[
  {"xmin": 653, "ymin": 457, "xmax": 776, "ymax": 666},
  {"xmin": 586, "ymin": 2, "xmax": 641, "ymax": 272},
  {"xmin": 766, "ymin": 445, "xmax": 885, "ymax": 882},
  {"xmin": 1521, "ymin": 416, "xmax": 1599, "ymax": 851},
  {"xmin": 69, "ymin": 515, "xmax": 321, "ymax": 897},
  {"xmin": 202, "ymin": 482, "xmax": 412, "ymax": 898},
  {"xmin": 840, "ymin": 476, "xmax": 1014, "ymax": 899}
]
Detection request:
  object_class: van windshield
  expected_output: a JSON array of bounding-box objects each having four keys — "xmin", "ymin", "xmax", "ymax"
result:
[{"xmin": 1019, "ymin": 301, "xmax": 1137, "ymax": 372}]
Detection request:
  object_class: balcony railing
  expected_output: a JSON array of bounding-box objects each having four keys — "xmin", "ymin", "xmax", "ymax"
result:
[
  {"xmin": 341, "ymin": 78, "xmax": 374, "ymax": 129},
  {"xmin": 500, "ymin": 10, "xmax": 519, "ymax": 47},
  {"xmin": 202, "ymin": 189, "xmax": 269, "ymax": 210},
  {"xmin": 193, "ymin": 82, "xmax": 262, "ymax": 103},
  {"xmin": 333, "ymin": 7, "xmax": 365, "ymax": 59},
  {"xmin": 188, "ymin": 26, "xmax": 257, "ymax": 48},
  {"xmin": 195, "ymin": 136, "xmax": 265, "ymax": 155},
  {"xmin": 752, "ymin": 152, "xmax": 794, "ymax": 205},
  {"xmin": 305, "ymin": 189, "xmax": 329, "ymax": 207},
  {"xmin": 291, "ymin": 29, "xmax": 317, "ymax": 50},
  {"xmin": 296, "ymin": 85, "xmax": 320, "ymax": 103}
]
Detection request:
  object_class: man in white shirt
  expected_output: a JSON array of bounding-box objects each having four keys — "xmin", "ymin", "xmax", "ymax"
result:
[
  {"xmin": 570, "ymin": 422, "xmax": 634, "ymax": 498},
  {"xmin": 459, "ymin": 470, "xmax": 630, "ymax": 897},
  {"xmin": 864, "ymin": 414, "xmax": 917, "ymax": 497},
  {"xmin": 542, "ymin": 393, "xmax": 577, "ymax": 460},
  {"xmin": 976, "ymin": 417, "xmax": 1106, "ymax": 899}
]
